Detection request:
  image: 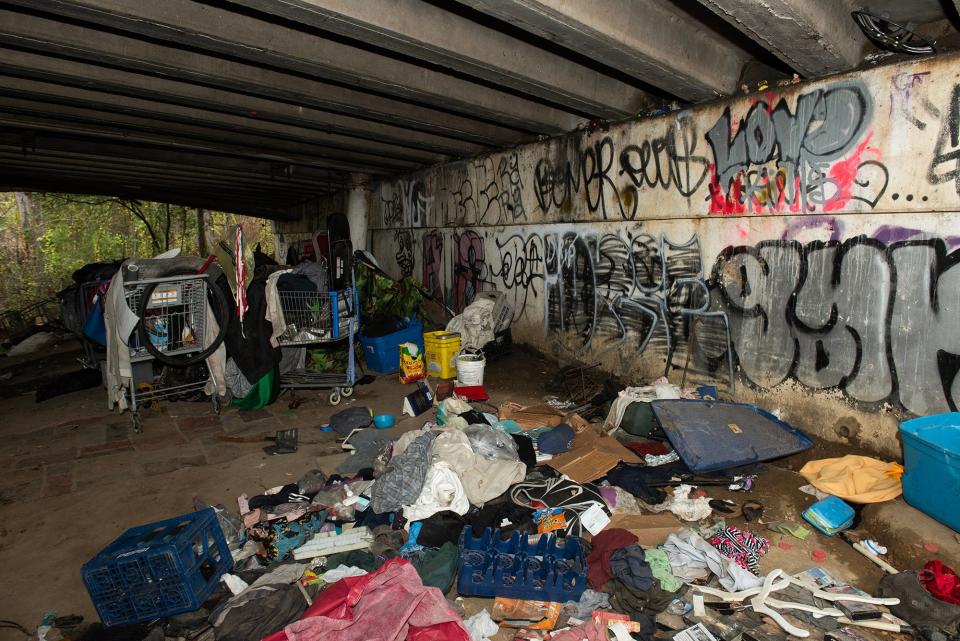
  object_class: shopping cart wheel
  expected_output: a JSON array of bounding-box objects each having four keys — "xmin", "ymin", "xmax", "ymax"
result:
[
  {"xmin": 328, "ymin": 389, "xmax": 342, "ymax": 406},
  {"xmin": 341, "ymin": 387, "xmax": 354, "ymax": 398},
  {"xmin": 132, "ymin": 412, "xmax": 143, "ymax": 434},
  {"xmin": 212, "ymin": 395, "xmax": 221, "ymax": 415}
]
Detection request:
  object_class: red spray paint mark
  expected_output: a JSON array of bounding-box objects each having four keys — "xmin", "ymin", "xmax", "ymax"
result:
[
  {"xmin": 707, "ymin": 164, "xmax": 747, "ymax": 215},
  {"xmin": 823, "ymin": 132, "xmax": 876, "ymax": 213}
]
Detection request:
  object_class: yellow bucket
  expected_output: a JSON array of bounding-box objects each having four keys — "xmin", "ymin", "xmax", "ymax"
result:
[{"xmin": 423, "ymin": 331, "xmax": 461, "ymax": 379}]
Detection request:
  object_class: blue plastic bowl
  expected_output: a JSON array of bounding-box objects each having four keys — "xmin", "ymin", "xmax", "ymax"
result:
[{"xmin": 374, "ymin": 414, "xmax": 395, "ymax": 429}]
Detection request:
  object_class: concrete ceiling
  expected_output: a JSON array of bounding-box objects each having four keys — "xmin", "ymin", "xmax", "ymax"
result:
[{"xmin": 0, "ymin": 0, "xmax": 954, "ymax": 219}]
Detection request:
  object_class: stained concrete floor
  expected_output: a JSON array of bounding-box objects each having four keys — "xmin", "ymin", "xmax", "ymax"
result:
[{"xmin": 0, "ymin": 337, "xmax": 957, "ymax": 638}]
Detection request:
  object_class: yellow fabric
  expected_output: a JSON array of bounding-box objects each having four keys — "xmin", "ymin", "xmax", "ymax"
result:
[{"xmin": 799, "ymin": 455, "xmax": 902, "ymax": 503}]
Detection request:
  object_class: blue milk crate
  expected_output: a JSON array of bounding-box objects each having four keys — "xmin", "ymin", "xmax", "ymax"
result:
[
  {"xmin": 457, "ymin": 527, "xmax": 586, "ymax": 602},
  {"xmin": 82, "ymin": 508, "xmax": 232, "ymax": 626}
]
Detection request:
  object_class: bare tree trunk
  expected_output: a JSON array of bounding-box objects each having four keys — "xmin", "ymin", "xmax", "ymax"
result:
[
  {"xmin": 164, "ymin": 203, "xmax": 171, "ymax": 250},
  {"xmin": 196, "ymin": 207, "xmax": 207, "ymax": 256}
]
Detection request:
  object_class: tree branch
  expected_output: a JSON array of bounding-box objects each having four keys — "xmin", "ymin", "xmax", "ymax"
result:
[{"xmin": 117, "ymin": 199, "xmax": 161, "ymax": 252}]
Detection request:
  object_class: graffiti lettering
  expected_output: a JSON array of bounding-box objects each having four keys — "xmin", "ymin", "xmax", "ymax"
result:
[
  {"xmin": 452, "ymin": 230, "xmax": 487, "ymax": 312},
  {"xmin": 619, "ymin": 115, "xmax": 710, "ymax": 199},
  {"xmin": 394, "ymin": 229, "xmax": 414, "ymax": 278},
  {"xmin": 706, "ymin": 81, "xmax": 879, "ymax": 214},
  {"xmin": 712, "ymin": 235, "xmax": 960, "ymax": 415}
]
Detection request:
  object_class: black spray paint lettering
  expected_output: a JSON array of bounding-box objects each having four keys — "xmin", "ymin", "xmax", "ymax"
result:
[
  {"xmin": 490, "ymin": 233, "xmax": 544, "ymax": 321},
  {"xmin": 619, "ymin": 115, "xmax": 710, "ymax": 199},
  {"xmin": 535, "ymin": 230, "xmax": 734, "ymax": 382},
  {"xmin": 927, "ymin": 84, "xmax": 960, "ymax": 196},
  {"xmin": 711, "ymin": 236, "xmax": 960, "ymax": 416},
  {"xmin": 394, "ymin": 229, "xmax": 414, "ymax": 278},
  {"xmin": 533, "ymin": 137, "xmax": 637, "ymax": 220}
]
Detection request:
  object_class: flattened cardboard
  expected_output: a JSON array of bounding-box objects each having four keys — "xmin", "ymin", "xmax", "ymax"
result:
[
  {"xmin": 498, "ymin": 402, "xmax": 566, "ymax": 430},
  {"xmin": 545, "ymin": 419, "xmax": 642, "ymax": 483},
  {"xmin": 607, "ymin": 513, "xmax": 684, "ymax": 546}
]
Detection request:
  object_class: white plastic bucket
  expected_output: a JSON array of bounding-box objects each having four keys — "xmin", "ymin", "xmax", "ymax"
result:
[{"xmin": 456, "ymin": 349, "xmax": 486, "ymax": 386}]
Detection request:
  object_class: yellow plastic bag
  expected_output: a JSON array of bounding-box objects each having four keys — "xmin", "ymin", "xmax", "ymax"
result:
[
  {"xmin": 799, "ymin": 455, "xmax": 903, "ymax": 503},
  {"xmin": 399, "ymin": 342, "xmax": 426, "ymax": 384}
]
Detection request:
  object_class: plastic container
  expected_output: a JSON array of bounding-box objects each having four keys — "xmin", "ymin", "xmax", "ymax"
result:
[
  {"xmin": 82, "ymin": 508, "xmax": 231, "ymax": 627},
  {"xmin": 456, "ymin": 349, "xmax": 486, "ymax": 386},
  {"xmin": 457, "ymin": 526, "xmax": 586, "ymax": 601},
  {"xmin": 374, "ymin": 414, "xmax": 395, "ymax": 429},
  {"xmin": 359, "ymin": 319, "xmax": 423, "ymax": 374},
  {"xmin": 423, "ymin": 331, "xmax": 461, "ymax": 379},
  {"xmin": 900, "ymin": 412, "xmax": 960, "ymax": 532},
  {"xmin": 802, "ymin": 496, "xmax": 855, "ymax": 536}
]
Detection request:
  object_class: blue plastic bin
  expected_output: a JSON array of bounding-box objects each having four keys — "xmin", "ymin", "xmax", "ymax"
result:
[
  {"xmin": 457, "ymin": 526, "xmax": 586, "ymax": 601},
  {"xmin": 359, "ymin": 318, "xmax": 423, "ymax": 374},
  {"xmin": 82, "ymin": 508, "xmax": 232, "ymax": 627},
  {"xmin": 900, "ymin": 413, "xmax": 960, "ymax": 532}
]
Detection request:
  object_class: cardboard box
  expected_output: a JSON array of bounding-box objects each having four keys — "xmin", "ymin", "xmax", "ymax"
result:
[
  {"xmin": 607, "ymin": 513, "xmax": 684, "ymax": 546},
  {"xmin": 545, "ymin": 418, "xmax": 642, "ymax": 483},
  {"xmin": 498, "ymin": 402, "xmax": 566, "ymax": 430}
]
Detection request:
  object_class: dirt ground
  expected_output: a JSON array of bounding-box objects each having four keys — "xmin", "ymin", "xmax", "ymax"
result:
[{"xmin": 0, "ymin": 336, "xmax": 957, "ymax": 638}]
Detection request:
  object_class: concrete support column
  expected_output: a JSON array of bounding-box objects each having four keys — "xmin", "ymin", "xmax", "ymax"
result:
[{"xmin": 346, "ymin": 173, "xmax": 371, "ymax": 252}]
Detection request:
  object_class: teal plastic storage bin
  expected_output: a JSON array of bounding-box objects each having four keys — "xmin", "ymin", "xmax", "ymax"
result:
[
  {"xmin": 358, "ymin": 319, "xmax": 423, "ymax": 374},
  {"xmin": 900, "ymin": 413, "xmax": 960, "ymax": 533}
]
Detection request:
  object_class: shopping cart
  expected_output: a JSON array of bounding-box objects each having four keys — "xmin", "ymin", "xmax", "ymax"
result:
[
  {"xmin": 274, "ymin": 280, "xmax": 357, "ymax": 406},
  {"xmin": 124, "ymin": 274, "xmax": 224, "ymax": 432}
]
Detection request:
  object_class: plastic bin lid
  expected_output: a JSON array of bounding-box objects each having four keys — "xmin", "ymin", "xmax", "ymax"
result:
[{"xmin": 900, "ymin": 412, "xmax": 960, "ymax": 456}]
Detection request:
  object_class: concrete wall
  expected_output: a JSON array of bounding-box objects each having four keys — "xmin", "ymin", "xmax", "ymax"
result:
[{"xmin": 328, "ymin": 55, "xmax": 960, "ymax": 455}]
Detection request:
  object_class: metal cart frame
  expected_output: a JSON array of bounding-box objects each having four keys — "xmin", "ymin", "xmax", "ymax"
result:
[
  {"xmin": 275, "ymin": 280, "xmax": 358, "ymax": 406},
  {"xmin": 124, "ymin": 274, "xmax": 220, "ymax": 431}
]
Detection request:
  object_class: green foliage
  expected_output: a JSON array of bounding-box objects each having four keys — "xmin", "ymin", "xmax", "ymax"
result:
[
  {"xmin": 0, "ymin": 192, "xmax": 276, "ymax": 312},
  {"xmin": 355, "ymin": 261, "xmax": 423, "ymax": 321}
]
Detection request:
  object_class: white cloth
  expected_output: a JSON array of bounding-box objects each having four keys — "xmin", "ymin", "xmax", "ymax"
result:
[
  {"xmin": 662, "ymin": 529, "xmax": 762, "ymax": 592},
  {"xmin": 320, "ymin": 565, "xmax": 368, "ymax": 583},
  {"xmin": 446, "ymin": 297, "xmax": 495, "ymax": 349},
  {"xmin": 640, "ymin": 484, "xmax": 712, "ymax": 522},
  {"xmin": 604, "ymin": 378, "xmax": 680, "ymax": 435},
  {"xmin": 103, "ymin": 270, "xmax": 140, "ymax": 410},
  {"xmin": 403, "ymin": 461, "xmax": 469, "ymax": 521},
  {"xmin": 431, "ymin": 429, "xmax": 526, "ymax": 506},
  {"xmin": 463, "ymin": 609, "xmax": 499, "ymax": 641},
  {"xmin": 265, "ymin": 268, "xmax": 292, "ymax": 347}
]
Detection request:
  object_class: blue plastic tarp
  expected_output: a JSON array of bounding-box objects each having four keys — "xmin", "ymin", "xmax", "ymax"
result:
[{"xmin": 650, "ymin": 400, "xmax": 813, "ymax": 472}]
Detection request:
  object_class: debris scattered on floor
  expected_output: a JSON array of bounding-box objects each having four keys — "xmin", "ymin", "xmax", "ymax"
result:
[{"xmin": 53, "ymin": 367, "xmax": 960, "ymax": 641}]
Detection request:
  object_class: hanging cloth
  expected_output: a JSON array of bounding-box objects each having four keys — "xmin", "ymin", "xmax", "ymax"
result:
[{"xmin": 235, "ymin": 223, "xmax": 248, "ymax": 328}]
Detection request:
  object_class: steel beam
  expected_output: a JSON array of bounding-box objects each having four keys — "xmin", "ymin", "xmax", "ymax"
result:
[
  {"xmin": 225, "ymin": 0, "xmax": 649, "ymax": 118},
  {"xmin": 694, "ymin": 0, "xmax": 869, "ymax": 77},
  {"xmin": 0, "ymin": 3, "xmax": 582, "ymax": 133},
  {"xmin": 0, "ymin": 20, "xmax": 522, "ymax": 153},
  {"xmin": 456, "ymin": 0, "xmax": 750, "ymax": 101}
]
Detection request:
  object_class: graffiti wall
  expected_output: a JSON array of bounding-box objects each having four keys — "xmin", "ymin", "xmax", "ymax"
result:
[{"xmin": 362, "ymin": 54, "xmax": 960, "ymax": 450}]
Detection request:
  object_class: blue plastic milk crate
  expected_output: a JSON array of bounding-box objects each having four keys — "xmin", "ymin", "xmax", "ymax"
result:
[
  {"xmin": 457, "ymin": 526, "xmax": 586, "ymax": 602},
  {"xmin": 82, "ymin": 508, "xmax": 232, "ymax": 627},
  {"xmin": 359, "ymin": 318, "xmax": 423, "ymax": 374},
  {"xmin": 900, "ymin": 412, "xmax": 960, "ymax": 533}
]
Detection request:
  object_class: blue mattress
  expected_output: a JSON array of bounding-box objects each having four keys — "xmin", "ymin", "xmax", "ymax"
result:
[{"xmin": 649, "ymin": 400, "xmax": 813, "ymax": 472}]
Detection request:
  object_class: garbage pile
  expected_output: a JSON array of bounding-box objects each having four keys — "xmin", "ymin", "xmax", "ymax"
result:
[{"xmin": 56, "ymin": 382, "xmax": 960, "ymax": 641}]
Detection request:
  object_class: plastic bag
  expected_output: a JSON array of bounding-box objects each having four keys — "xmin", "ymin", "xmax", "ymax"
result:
[
  {"xmin": 464, "ymin": 424, "xmax": 519, "ymax": 460},
  {"xmin": 399, "ymin": 342, "xmax": 427, "ymax": 384},
  {"xmin": 194, "ymin": 498, "xmax": 246, "ymax": 550}
]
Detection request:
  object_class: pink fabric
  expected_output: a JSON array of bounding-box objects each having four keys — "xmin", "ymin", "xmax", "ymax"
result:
[
  {"xmin": 549, "ymin": 620, "xmax": 609, "ymax": 641},
  {"xmin": 262, "ymin": 558, "xmax": 469, "ymax": 641}
]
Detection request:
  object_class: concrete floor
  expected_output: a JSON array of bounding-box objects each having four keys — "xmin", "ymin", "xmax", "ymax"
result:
[{"xmin": 0, "ymin": 337, "xmax": 958, "ymax": 637}]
